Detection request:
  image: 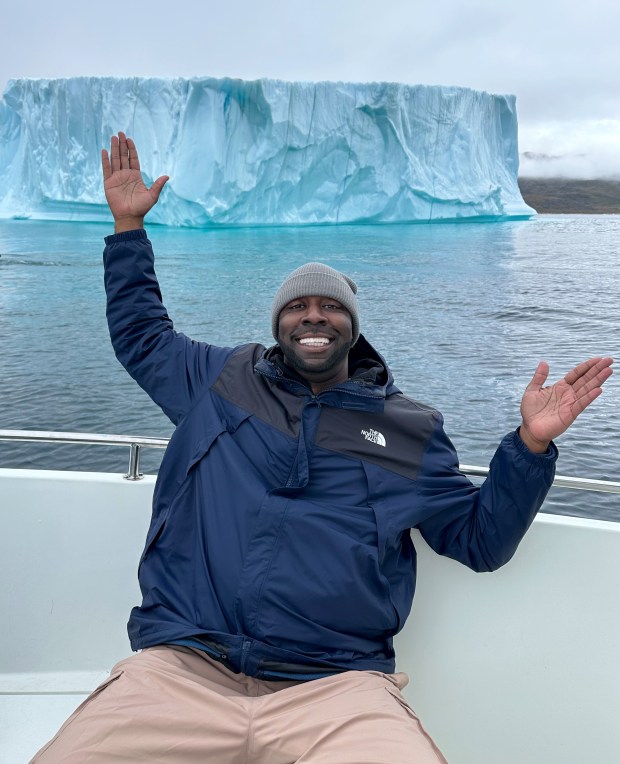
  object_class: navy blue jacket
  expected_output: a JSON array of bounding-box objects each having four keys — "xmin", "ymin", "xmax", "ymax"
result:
[{"xmin": 104, "ymin": 229, "xmax": 557, "ymax": 679}]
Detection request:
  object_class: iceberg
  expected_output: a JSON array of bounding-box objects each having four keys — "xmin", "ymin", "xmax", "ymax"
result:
[{"xmin": 0, "ymin": 77, "xmax": 534, "ymax": 226}]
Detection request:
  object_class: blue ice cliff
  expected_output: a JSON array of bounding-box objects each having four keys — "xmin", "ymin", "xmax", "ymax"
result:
[{"xmin": 0, "ymin": 77, "xmax": 534, "ymax": 226}]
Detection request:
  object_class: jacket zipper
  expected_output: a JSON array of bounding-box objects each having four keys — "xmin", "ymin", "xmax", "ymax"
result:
[{"xmin": 240, "ymin": 639, "xmax": 251, "ymax": 673}]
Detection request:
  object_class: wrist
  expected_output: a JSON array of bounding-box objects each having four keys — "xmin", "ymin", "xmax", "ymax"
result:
[
  {"xmin": 518, "ymin": 424, "xmax": 550, "ymax": 454},
  {"xmin": 114, "ymin": 216, "xmax": 145, "ymax": 234}
]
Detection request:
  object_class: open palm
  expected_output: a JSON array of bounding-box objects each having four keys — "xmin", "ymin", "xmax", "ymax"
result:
[
  {"xmin": 520, "ymin": 357, "xmax": 613, "ymax": 449},
  {"xmin": 101, "ymin": 132, "xmax": 168, "ymax": 224}
]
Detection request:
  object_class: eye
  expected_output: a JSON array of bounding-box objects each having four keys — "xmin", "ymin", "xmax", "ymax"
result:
[
  {"xmin": 286, "ymin": 302, "xmax": 305, "ymax": 311},
  {"xmin": 323, "ymin": 302, "xmax": 343, "ymax": 310}
]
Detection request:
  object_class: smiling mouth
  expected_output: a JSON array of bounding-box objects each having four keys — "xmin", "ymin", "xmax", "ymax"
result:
[{"xmin": 296, "ymin": 337, "xmax": 333, "ymax": 348}]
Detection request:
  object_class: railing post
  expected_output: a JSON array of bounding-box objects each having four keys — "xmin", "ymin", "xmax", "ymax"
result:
[{"xmin": 124, "ymin": 443, "xmax": 144, "ymax": 481}]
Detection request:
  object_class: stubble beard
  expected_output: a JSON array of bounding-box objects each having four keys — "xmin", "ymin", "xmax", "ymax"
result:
[{"xmin": 281, "ymin": 338, "xmax": 354, "ymax": 378}]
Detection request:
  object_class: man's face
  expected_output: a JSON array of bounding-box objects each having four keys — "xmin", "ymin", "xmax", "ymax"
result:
[{"xmin": 277, "ymin": 295, "xmax": 354, "ymax": 391}]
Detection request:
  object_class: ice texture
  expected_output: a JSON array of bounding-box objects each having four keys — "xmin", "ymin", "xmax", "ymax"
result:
[{"xmin": 0, "ymin": 77, "xmax": 534, "ymax": 226}]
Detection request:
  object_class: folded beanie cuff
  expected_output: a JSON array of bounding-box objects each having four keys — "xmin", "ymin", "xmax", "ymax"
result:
[{"xmin": 271, "ymin": 263, "xmax": 360, "ymax": 342}]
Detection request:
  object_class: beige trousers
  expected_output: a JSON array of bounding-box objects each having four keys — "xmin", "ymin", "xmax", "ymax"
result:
[{"xmin": 32, "ymin": 645, "xmax": 447, "ymax": 763}]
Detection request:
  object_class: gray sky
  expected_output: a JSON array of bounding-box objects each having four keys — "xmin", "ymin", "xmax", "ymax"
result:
[{"xmin": 1, "ymin": 0, "xmax": 619, "ymax": 177}]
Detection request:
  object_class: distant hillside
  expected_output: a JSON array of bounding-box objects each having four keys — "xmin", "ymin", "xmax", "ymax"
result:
[{"xmin": 518, "ymin": 178, "xmax": 620, "ymax": 214}]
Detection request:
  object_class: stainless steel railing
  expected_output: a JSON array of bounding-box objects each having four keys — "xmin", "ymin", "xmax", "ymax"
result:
[
  {"xmin": 1, "ymin": 429, "xmax": 620, "ymax": 493},
  {"xmin": 458, "ymin": 463, "xmax": 620, "ymax": 494},
  {"xmin": 0, "ymin": 430, "xmax": 168, "ymax": 481}
]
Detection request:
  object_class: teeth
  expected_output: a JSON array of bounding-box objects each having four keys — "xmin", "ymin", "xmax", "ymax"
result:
[{"xmin": 298, "ymin": 337, "xmax": 330, "ymax": 346}]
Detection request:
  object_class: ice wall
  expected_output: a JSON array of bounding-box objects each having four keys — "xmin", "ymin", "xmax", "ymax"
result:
[{"xmin": 0, "ymin": 77, "xmax": 534, "ymax": 226}]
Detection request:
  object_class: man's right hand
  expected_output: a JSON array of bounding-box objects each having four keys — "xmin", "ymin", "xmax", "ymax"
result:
[{"xmin": 101, "ymin": 132, "xmax": 169, "ymax": 233}]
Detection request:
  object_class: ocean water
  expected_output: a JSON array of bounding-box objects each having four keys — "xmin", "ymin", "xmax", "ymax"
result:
[{"xmin": 1, "ymin": 216, "xmax": 618, "ymax": 521}]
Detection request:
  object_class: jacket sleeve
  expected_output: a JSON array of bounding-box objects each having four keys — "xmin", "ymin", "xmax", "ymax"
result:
[
  {"xmin": 103, "ymin": 229, "xmax": 234, "ymax": 424},
  {"xmin": 415, "ymin": 415, "xmax": 557, "ymax": 572}
]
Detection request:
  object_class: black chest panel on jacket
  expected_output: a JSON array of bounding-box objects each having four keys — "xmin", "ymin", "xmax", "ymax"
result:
[{"xmin": 315, "ymin": 395, "xmax": 437, "ymax": 481}]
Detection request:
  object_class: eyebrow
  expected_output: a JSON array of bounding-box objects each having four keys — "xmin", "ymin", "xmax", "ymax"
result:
[{"xmin": 286, "ymin": 297, "xmax": 344, "ymax": 306}]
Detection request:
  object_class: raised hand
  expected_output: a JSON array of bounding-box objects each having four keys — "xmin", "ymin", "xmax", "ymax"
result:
[
  {"xmin": 101, "ymin": 132, "xmax": 169, "ymax": 233},
  {"xmin": 519, "ymin": 357, "xmax": 614, "ymax": 453}
]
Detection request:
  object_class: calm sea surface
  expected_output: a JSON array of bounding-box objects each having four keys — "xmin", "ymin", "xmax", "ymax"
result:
[{"xmin": 1, "ymin": 216, "xmax": 618, "ymax": 521}]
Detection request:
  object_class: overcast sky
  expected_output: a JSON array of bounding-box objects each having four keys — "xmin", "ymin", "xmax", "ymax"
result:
[{"xmin": 1, "ymin": 0, "xmax": 619, "ymax": 177}]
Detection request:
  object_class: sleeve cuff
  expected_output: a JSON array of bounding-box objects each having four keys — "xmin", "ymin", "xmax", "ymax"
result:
[
  {"xmin": 104, "ymin": 229, "xmax": 148, "ymax": 245},
  {"xmin": 515, "ymin": 427, "xmax": 558, "ymax": 461}
]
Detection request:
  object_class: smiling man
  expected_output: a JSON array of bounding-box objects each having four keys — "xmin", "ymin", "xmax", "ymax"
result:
[
  {"xmin": 32, "ymin": 133, "xmax": 613, "ymax": 764},
  {"xmin": 272, "ymin": 265, "xmax": 358, "ymax": 391}
]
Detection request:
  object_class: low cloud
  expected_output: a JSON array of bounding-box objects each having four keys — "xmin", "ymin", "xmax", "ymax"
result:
[{"xmin": 519, "ymin": 119, "xmax": 620, "ymax": 178}]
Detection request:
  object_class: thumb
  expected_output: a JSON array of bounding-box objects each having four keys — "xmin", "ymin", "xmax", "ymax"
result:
[
  {"xmin": 525, "ymin": 361, "xmax": 549, "ymax": 393},
  {"xmin": 150, "ymin": 175, "xmax": 169, "ymax": 201}
]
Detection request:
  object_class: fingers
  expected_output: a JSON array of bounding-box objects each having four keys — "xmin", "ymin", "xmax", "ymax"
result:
[
  {"xmin": 101, "ymin": 149, "xmax": 111, "ymax": 181},
  {"xmin": 119, "ymin": 131, "xmax": 130, "ymax": 170},
  {"xmin": 566, "ymin": 357, "xmax": 614, "ymax": 395},
  {"xmin": 564, "ymin": 357, "xmax": 602, "ymax": 386},
  {"xmin": 110, "ymin": 134, "xmax": 120, "ymax": 173},
  {"xmin": 525, "ymin": 361, "xmax": 549, "ymax": 392},
  {"xmin": 104, "ymin": 132, "xmax": 143, "ymax": 175},
  {"xmin": 127, "ymin": 137, "xmax": 141, "ymax": 171},
  {"xmin": 566, "ymin": 357, "xmax": 613, "ymax": 420},
  {"xmin": 570, "ymin": 385, "xmax": 604, "ymax": 420}
]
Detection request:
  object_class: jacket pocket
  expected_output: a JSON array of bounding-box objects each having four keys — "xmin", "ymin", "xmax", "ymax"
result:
[
  {"xmin": 363, "ymin": 463, "xmax": 414, "ymax": 634},
  {"xmin": 373, "ymin": 511, "xmax": 404, "ymax": 634},
  {"xmin": 184, "ymin": 406, "xmax": 253, "ymax": 475},
  {"xmin": 140, "ymin": 409, "xmax": 253, "ymax": 573}
]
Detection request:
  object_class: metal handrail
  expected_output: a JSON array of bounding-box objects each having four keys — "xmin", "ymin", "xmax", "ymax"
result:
[
  {"xmin": 1, "ymin": 429, "xmax": 620, "ymax": 493},
  {"xmin": 459, "ymin": 464, "xmax": 620, "ymax": 494},
  {"xmin": 0, "ymin": 429, "xmax": 168, "ymax": 481}
]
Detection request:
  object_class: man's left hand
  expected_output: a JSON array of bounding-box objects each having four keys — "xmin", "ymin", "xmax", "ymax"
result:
[{"xmin": 519, "ymin": 357, "xmax": 614, "ymax": 453}]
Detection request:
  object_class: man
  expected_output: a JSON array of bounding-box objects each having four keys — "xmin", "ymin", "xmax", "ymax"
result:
[{"xmin": 33, "ymin": 133, "xmax": 613, "ymax": 763}]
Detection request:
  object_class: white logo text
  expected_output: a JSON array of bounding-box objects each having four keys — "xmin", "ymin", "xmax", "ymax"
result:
[{"xmin": 361, "ymin": 428, "xmax": 386, "ymax": 447}]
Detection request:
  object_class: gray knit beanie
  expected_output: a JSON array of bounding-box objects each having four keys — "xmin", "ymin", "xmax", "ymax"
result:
[{"xmin": 272, "ymin": 262, "xmax": 360, "ymax": 343}]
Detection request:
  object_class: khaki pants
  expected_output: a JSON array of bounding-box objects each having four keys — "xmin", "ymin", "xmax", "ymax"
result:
[{"xmin": 32, "ymin": 645, "xmax": 447, "ymax": 763}]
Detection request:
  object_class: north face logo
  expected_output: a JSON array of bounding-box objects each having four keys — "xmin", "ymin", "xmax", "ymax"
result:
[{"xmin": 361, "ymin": 428, "xmax": 386, "ymax": 447}]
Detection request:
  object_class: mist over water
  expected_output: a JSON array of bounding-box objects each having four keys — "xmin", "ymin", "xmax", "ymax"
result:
[{"xmin": 1, "ymin": 216, "xmax": 618, "ymax": 521}]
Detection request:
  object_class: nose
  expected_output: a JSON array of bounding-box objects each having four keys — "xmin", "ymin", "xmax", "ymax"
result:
[{"xmin": 302, "ymin": 300, "xmax": 328, "ymax": 324}]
